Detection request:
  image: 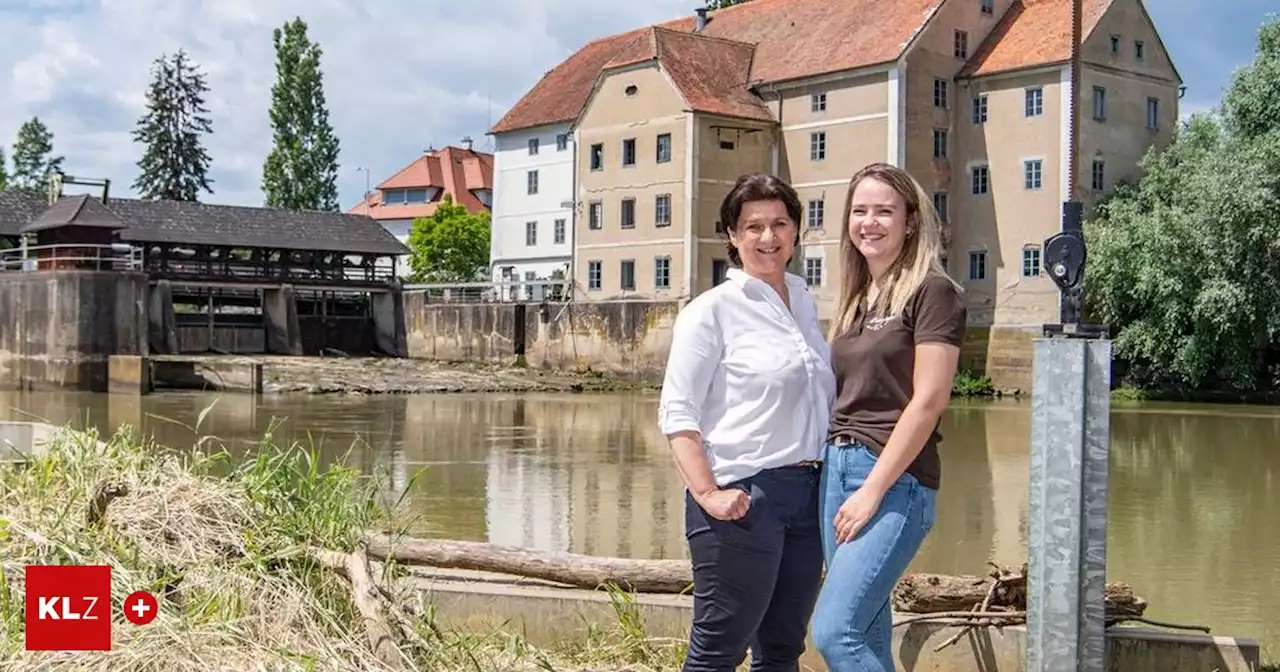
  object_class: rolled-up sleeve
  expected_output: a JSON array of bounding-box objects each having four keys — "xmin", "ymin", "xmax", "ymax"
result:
[{"xmin": 657, "ymin": 300, "xmax": 722, "ymax": 437}]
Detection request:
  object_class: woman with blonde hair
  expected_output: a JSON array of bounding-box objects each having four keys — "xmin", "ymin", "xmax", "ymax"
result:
[{"xmin": 809, "ymin": 162, "xmax": 966, "ymax": 671}]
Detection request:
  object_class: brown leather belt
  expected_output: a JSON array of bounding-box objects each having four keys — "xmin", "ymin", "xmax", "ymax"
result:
[{"xmin": 787, "ymin": 460, "xmax": 822, "ymax": 469}]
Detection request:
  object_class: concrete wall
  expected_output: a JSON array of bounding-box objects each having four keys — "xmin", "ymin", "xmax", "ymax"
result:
[
  {"xmin": 0, "ymin": 270, "xmax": 148, "ymax": 392},
  {"xmin": 404, "ymin": 292, "xmax": 678, "ymax": 381}
]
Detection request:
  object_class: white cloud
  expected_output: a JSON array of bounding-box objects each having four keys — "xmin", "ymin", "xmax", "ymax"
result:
[{"xmin": 0, "ymin": 0, "xmax": 696, "ymax": 208}]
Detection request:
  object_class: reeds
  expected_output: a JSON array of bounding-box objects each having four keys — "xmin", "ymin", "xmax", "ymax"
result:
[{"xmin": 0, "ymin": 421, "xmax": 685, "ymax": 671}]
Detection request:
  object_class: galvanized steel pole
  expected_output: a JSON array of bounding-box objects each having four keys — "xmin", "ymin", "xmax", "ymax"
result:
[{"xmin": 1026, "ymin": 1, "xmax": 1113, "ymax": 669}]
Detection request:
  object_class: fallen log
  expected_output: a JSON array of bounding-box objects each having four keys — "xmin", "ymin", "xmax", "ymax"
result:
[
  {"xmin": 893, "ymin": 570, "xmax": 1147, "ymax": 620},
  {"xmin": 363, "ymin": 535, "xmax": 1147, "ymax": 621},
  {"xmin": 363, "ymin": 533, "xmax": 693, "ymax": 594},
  {"xmin": 309, "ymin": 545, "xmax": 409, "ymax": 670}
]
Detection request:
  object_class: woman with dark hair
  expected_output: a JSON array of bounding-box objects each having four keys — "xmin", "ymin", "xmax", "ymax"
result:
[{"xmin": 658, "ymin": 172, "xmax": 835, "ymax": 672}]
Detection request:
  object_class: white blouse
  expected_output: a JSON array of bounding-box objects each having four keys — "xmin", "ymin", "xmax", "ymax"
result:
[{"xmin": 657, "ymin": 267, "xmax": 837, "ymax": 486}]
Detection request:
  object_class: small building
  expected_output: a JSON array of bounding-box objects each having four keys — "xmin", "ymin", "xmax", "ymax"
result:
[{"xmin": 19, "ymin": 194, "xmax": 130, "ymax": 271}]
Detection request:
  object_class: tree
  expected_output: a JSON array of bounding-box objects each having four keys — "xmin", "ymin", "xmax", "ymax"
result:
[
  {"xmin": 1083, "ymin": 17, "xmax": 1280, "ymax": 394},
  {"xmin": 10, "ymin": 117, "xmax": 63, "ymax": 194},
  {"xmin": 405, "ymin": 194, "xmax": 491, "ymax": 283},
  {"xmin": 261, "ymin": 17, "xmax": 341, "ymax": 211},
  {"xmin": 706, "ymin": 0, "xmax": 752, "ymax": 8},
  {"xmin": 0, "ymin": 147, "xmax": 7, "ymax": 190},
  {"xmin": 132, "ymin": 49, "xmax": 216, "ymax": 201}
]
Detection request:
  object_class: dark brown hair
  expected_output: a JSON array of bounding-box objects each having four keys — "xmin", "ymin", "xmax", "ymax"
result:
[{"xmin": 718, "ymin": 172, "xmax": 803, "ymax": 267}]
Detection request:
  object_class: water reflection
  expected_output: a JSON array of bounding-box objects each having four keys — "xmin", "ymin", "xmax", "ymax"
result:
[{"xmin": 0, "ymin": 390, "xmax": 1275, "ymax": 649}]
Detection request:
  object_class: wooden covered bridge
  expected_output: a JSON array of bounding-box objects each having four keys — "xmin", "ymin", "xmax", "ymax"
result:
[{"xmin": 0, "ymin": 186, "xmax": 410, "ymax": 358}]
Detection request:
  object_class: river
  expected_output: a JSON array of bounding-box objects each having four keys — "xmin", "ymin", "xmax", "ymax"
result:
[{"xmin": 1, "ymin": 389, "xmax": 1276, "ymax": 654}]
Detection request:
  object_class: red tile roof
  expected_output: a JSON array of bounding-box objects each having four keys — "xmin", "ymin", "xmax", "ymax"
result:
[
  {"xmin": 959, "ymin": 0, "xmax": 1112, "ymax": 78},
  {"xmin": 347, "ymin": 145, "xmax": 493, "ymax": 221},
  {"xmin": 490, "ymin": 0, "xmax": 946, "ymax": 134}
]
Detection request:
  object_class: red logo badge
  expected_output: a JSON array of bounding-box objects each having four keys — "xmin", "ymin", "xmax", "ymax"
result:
[
  {"xmin": 123, "ymin": 591, "xmax": 158, "ymax": 626},
  {"xmin": 24, "ymin": 565, "xmax": 112, "ymax": 651}
]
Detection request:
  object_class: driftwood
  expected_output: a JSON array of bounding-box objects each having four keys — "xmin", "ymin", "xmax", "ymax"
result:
[
  {"xmin": 308, "ymin": 544, "xmax": 408, "ymax": 670},
  {"xmin": 363, "ymin": 533, "xmax": 693, "ymax": 594},
  {"xmin": 892, "ymin": 565, "xmax": 1148, "ymax": 621}
]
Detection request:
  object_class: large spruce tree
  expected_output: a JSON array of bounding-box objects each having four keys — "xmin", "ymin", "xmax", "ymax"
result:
[
  {"xmin": 132, "ymin": 49, "xmax": 216, "ymax": 201},
  {"xmin": 261, "ymin": 17, "xmax": 341, "ymax": 211},
  {"xmin": 0, "ymin": 148, "xmax": 8, "ymax": 190},
  {"xmin": 10, "ymin": 117, "xmax": 63, "ymax": 194}
]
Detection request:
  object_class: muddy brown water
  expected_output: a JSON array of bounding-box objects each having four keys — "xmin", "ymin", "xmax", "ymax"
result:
[{"xmin": 1, "ymin": 389, "xmax": 1275, "ymax": 655}]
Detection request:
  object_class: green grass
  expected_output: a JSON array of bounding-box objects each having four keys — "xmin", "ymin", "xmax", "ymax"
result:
[{"xmin": 0, "ymin": 418, "xmax": 683, "ymax": 671}]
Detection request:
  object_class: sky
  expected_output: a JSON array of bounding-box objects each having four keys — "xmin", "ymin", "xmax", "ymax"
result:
[{"xmin": 0, "ymin": 0, "xmax": 1273, "ymax": 211}]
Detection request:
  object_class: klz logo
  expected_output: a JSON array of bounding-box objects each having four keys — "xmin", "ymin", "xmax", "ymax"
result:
[{"xmin": 25, "ymin": 565, "xmax": 112, "ymax": 651}]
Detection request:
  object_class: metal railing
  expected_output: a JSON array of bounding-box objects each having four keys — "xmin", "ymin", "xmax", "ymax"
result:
[
  {"xmin": 0, "ymin": 243, "xmax": 143, "ymax": 272},
  {"xmin": 403, "ymin": 279, "xmax": 574, "ymax": 304}
]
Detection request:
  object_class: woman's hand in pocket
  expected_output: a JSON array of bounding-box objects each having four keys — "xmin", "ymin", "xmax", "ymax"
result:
[{"xmin": 696, "ymin": 488, "xmax": 751, "ymax": 521}]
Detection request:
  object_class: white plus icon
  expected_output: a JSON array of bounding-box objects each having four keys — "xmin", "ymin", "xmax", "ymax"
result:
[{"xmin": 131, "ymin": 599, "xmax": 150, "ymax": 619}]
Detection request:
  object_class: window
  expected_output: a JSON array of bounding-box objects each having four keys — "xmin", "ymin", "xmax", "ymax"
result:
[
  {"xmin": 810, "ymin": 131, "xmax": 826, "ymax": 161},
  {"xmin": 1025, "ymin": 87, "xmax": 1043, "ymax": 117},
  {"xmin": 712, "ymin": 259, "xmax": 728, "ymax": 285},
  {"xmin": 1092, "ymin": 86, "xmax": 1107, "ymax": 121},
  {"xmin": 1022, "ymin": 246, "xmax": 1042, "ymax": 278},
  {"xmin": 588, "ymin": 201, "xmax": 602, "ymax": 229},
  {"xmin": 553, "ymin": 218, "xmax": 566, "ymax": 244},
  {"xmin": 968, "ymin": 251, "xmax": 986, "ymax": 280},
  {"xmin": 1110, "ymin": 35, "xmax": 1120, "ymax": 54},
  {"xmin": 932, "ymin": 129, "xmax": 948, "ymax": 159},
  {"xmin": 972, "ymin": 94, "xmax": 988, "ymax": 124},
  {"xmin": 587, "ymin": 260, "xmax": 602, "ymax": 290},
  {"xmin": 804, "ymin": 257, "xmax": 824, "ymax": 287},
  {"xmin": 1091, "ymin": 159, "xmax": 1106, "ymax": 191},
  {"xmin": 622, "ymin": 138, "xmax": 636, "ymax": 166},
  {"xmin": 811, "ymin": 92, "xmax": 827, "ymax": 112},
  {"xmin": 932, "ymin": 191, "xmax": 948, "ymax": 222},
  {"xmin": 807, "ymin": 199, "xmax": 824, "ymax": 229},
  {"xmin": 528, "ymin": 138, "xmax": 539, "ymax": 155},
  {"xmin": 620, "ymin": 198, "xmax": 635, "ymax": 229},
  {"xmin": 654, "ymin": 256, "xmax": 671, "ymax": 289},
  {"xmin": 954, "ymin": 30, "xmax": 969, "ymax": 59},
  {"xmin": 656, "ymin": 133, "xmax": 672, "ymax": 163},
  {"xmin": 590, "ymin": 143, "xmax": 604, "ymax": 171},
  {"xmin": 526, "ymin": 170, "xmax": 539, "ymax": 195},
  {"xmin": 971, "ymin": 165, "xmax": 989, "ymax": 195},
  {"xmin": 933, "ymin": 78, "xmax": 949, "ymax": 108},
  {"xmin": 1147, "ymin": 97, "xmax": 1159, "ymax": 129},
  {"xmin": 525, "ymin": 221, "xmax": 537, "ymax": 246},
  {"xmin": 1024, "ymin": 159, "xmax": 1043, "ymax": 190},
  {"xmin": 980, "ymin": 0, "xmax": 993, "ymax": 14},
  {"xmin": 620, "ymin": 260, "xmax": 635, "ymax": 291},
  {"xmin": 655, "ymin": 195, "xmax": 671, "ymax": 227},
  {"xmin": 1134, "ymin": 40, "xmax": 1145, "ymax": 60},
  {"xmin": 556, "ymin": 134, "xmax": 568, "ymax": 151}
]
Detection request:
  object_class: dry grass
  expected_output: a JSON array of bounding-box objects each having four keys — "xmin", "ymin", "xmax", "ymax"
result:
[{"xmin": 0, "ymin": 421, "xmax": 685, "ymax": 671}]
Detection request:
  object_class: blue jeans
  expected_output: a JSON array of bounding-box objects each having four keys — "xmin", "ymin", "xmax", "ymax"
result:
[
  {"xmin": 682, "ymin": 465, "xmax": 824, "ymax": 672},
  {"xmin": 811, "ymin": 441, "xmax": 938, "ymax": 672}
]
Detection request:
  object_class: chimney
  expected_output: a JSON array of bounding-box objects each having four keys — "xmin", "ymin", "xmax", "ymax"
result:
[
  {"xmin": 461, "ymin": 136, "xmax": 473, "ymax": 151},
  {"xmin": 695, "ymin": 6, "xmax": 708, "ymax": 31}
]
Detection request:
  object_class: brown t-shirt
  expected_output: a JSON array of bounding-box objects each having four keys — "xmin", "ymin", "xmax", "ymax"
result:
[{"xmin": 826, "ymin": 273, "xmax": 967, "ymax": 490}]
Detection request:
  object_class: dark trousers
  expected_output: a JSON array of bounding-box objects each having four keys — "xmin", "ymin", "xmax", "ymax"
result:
[{"xmin": 682, "ymin": 465, "xmax": 824, "ymax": 672}]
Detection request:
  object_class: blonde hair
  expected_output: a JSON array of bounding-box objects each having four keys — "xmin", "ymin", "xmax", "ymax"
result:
[{"xmin": 828, "ymin": 162, "xmax": 959, "ymax": 340}]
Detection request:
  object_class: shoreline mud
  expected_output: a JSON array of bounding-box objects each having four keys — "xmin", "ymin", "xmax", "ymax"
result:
[{"xmin": 243, "ymin": 355, "xmax": 657, "ymax": 395}]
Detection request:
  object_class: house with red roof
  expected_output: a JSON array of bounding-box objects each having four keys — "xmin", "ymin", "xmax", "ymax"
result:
[
  {"xmin": 348, "ymin": 143, "xmax": 493, "ymax": 276},
  {"xmin": 488, "ymin": 0, "xmax": 1181, "ymax": 388}
]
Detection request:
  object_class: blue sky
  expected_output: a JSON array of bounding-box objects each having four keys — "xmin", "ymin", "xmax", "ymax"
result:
[{"xmin": 0, "ymin": 0, "xmax": 1272, "ymax": 210}]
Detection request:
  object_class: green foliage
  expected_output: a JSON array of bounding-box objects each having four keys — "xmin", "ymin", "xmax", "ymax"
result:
[
  {"xmin": 9, "ymin": 117, "xmax": 63, "ymax": 194},
  {"xmin": 706, "ymin": 0, "xmax": 752, "ymax": 8},
  {"xmin": 406, "ymin": 193, "xmax": 491, "ymax": 283},
  {"xmin": 262, "ymin": 17, "xmax": 341, "ymax": 212},
  {"xmin": 133, "ymin": 49, "xmax": 216, "ymax": 201},
  {"xmin": 0, "ymin": 147, "xmax": 8, "ymax": 190},
  {"xmin": 951, "ymin": 369, "xmax": 995, "ymax": 397},
  {"xmin": 1084, "ymin": 17, "xmax": 1280, "ymax": 394}
]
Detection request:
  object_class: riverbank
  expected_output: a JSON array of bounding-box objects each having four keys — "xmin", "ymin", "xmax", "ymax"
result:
[
  {"xmin": 155, "ymin": 355, "xmax": 659, "ymax": 395},
  {"xmin": 0, "ymin": 425, "xmax": 680, "ymax": 670}
]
